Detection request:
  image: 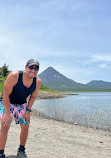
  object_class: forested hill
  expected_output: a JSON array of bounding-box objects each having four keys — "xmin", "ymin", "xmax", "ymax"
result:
[{"xmin": 86, "ymin": 80, "xmax": 111, "ymax": 88}]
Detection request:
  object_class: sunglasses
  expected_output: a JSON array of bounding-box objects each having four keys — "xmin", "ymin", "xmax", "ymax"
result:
[{"xmin": 28, "ymin": 66, "xmax": 39, "ymax": 71}]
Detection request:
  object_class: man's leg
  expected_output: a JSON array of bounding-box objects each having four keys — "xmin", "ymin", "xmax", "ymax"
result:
[
  {"xmin": 20, "ymin": 124, "xmax": 29, "ymax": 146},
  {"xmin": 16, "ymin": 124, "xmax": 29, "ymax": 158},
  {"xmin": 0, "ymin": 102, "xmax": 13, "ymax": 157},
  {"xmin": 16, "ymin": 104, "xmax": 29, "ymax": 158},
  {"xmin": 0, "ymin": 123, "xmax": 11, "ymax": 150}
]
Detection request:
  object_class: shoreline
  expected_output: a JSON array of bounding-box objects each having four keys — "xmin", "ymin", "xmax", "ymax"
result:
[
  {"xmin": 36, "ymin": 91, "xmax": 79, "ymax": 99},
  {"xmin": 35, "ymin": 91, "xmax": 111, "ymax": 131},
  {"xmin": 31, "ymin": 108, "xmax": 111, "ymax": 132}
]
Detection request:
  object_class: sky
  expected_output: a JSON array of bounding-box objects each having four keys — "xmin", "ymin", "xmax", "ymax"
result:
[{"xmin": 0, "ymin": 0, "xmax": 111, "ymax": 84}]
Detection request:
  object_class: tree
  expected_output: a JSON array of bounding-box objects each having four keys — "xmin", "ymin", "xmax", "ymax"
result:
[{"xmin": 0, "ymin": 63, "xmax": 10, "ymax": 77}]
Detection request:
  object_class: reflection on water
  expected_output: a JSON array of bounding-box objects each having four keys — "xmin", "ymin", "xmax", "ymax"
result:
[{"xmin": 34, "ymin": 92, "xmax": 111, "ymax": 130}]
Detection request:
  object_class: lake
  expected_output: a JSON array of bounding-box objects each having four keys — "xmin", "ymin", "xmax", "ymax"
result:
[{"xmin": 34, "ymin": 92, "xmax": 111, "ymax": 130}]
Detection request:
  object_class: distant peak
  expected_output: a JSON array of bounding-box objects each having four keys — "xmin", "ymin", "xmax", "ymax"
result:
[
  {"xmin": 47, "ymin": 67, "xmax": 55, "ymax": 69},
  {"xmin": 45, "ymin": 67, "xmax": 57, "ymax": 72}
]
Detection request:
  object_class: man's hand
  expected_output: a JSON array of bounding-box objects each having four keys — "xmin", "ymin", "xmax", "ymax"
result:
[
  {"xmin": 1, "ymin": 113, "xmax": 12, "ymax": 126},
  {"xmin": 23, "ymin": 111, "xmax": 30, "ymax": 124}
]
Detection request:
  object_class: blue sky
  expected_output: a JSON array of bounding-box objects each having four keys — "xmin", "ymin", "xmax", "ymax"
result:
[{"xmin": 0, "ymin": 0, "xmax": 111, "ymax": 83}]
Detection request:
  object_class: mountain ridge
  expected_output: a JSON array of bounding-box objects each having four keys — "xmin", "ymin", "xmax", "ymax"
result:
[
  {"xmin": 86, "ymin": 80, "xmax": 111, "ymax": 88},
  {"xmin": 38, "ymin": 67, "xmax": 111, "ymax": 91}
]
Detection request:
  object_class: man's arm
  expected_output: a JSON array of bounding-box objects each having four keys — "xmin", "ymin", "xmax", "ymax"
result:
[
  {"xmin": 27, "ymin": 77, "xmax": 41, "ymax": 110},
  {"xmin": 1, "ymin": 71, "xmax": 18, "ymax": 126},
  {"xmin": 3, "ymin": 71, "xmax": 18, "ymax": 114},
  {"xmin": 22, "ymin": 77, "xmax": 41, "ymax": 123}
]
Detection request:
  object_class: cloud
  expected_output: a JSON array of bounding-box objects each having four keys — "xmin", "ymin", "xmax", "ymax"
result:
[
  {"xmin": 90, "ymin": 54, "xmax": 111, "ymax": 62},
  {"xmin": 98, "ymin": 63, "xmax": 107, "ymax": 68}
]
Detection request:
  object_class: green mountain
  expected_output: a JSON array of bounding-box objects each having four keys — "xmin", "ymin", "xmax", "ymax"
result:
[
  {"xmin": 38, "ymin": 67, "xmax": 111, "ymax": 91},
  {"xmin": 86, "ymin": 80, "xmax": 111, "ymax": 88}
]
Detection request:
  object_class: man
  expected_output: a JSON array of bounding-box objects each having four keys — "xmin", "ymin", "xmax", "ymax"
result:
[{"xmin": 0, "ymin": 59, "xmax": 41, "ymax": 158}]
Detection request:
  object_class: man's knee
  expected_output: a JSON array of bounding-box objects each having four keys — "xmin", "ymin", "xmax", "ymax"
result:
[
  {"xmin": 1, "ymin": 124, "xmax": 11, "ymax": 133},
  {"xmin": 20, "ymin": 124, "xmax": 29, "ymax": 132}
]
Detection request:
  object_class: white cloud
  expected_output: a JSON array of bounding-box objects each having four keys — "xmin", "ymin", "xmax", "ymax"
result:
[
  {"xmin": 90, "ymin": 54, "xmax": 111, "ymax": 62},
  {"xmin": 98, "ymin": 63, "xmax": 107, "ymax": 68}
]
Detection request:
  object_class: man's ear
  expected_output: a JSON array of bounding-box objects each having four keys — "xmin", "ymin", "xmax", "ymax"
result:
[{"xmin": 25, "ymin": 66, "xmax": 27, "ymax": 69}]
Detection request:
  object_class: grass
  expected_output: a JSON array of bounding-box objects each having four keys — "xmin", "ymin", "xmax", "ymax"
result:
[
  {"xmin": 39, "ymin": 84, "xmax": 54, "ymax": 92},
  {"xmin": 0, "ymin": 77, "xmax": 6, "ymax": 93},
  {"xmin": 0, "ymin": 83, "xmax": 4, "ymax": 94}
]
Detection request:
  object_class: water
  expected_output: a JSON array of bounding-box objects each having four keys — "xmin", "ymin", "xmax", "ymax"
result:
[{"xmin": 34, "ymin": 92, "xmax": 111, "ymax": 130}]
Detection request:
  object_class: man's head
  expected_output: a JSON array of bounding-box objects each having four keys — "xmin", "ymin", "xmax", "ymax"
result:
[
  {"xmin": 26, "ymin": 59, "xmax": 39, "ymax": 68},
  {"xmin": 25, "ymin": 59, "xmax": 40, "ymax": 78}
]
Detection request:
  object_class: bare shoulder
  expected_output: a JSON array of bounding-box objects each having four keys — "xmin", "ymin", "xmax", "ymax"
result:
[
  {"xmin": 9, "ymin": 71, "xmax": 18, "ymax": 77},
  {"xmin": 3, "ymin": 71, "xmax": 19, "ymax": 94},
  {"xmin": 36, "ymin": 76, "xmax": 41, "ymax": 82},
  {"xmin": 36, "ymin": 76, "xmax": 41, "ymax": 87},
  {"xmin": 5, "ymin": 71, "xmax": 19, "ymax": 84}
]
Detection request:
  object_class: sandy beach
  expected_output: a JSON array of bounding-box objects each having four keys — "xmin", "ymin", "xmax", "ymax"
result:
[{"xmin": 3, "ymin": 109, "xmax": 111, "ymax": 158}]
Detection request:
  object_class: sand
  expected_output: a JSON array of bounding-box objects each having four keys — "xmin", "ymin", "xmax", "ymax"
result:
[{"xmin": 3, "ymin": 109, "xmax": 111, "ymax": 158}]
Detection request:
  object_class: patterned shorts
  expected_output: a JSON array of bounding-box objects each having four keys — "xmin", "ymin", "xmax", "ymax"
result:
[{"xmin": 0, "ymin": 101, "xmax": 28, "ymax": 125}]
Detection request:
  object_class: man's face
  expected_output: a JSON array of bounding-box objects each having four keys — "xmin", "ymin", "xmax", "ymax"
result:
[{"xmin": 25, "ymin": 65, "xmax": 39, "ymax": 78}]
